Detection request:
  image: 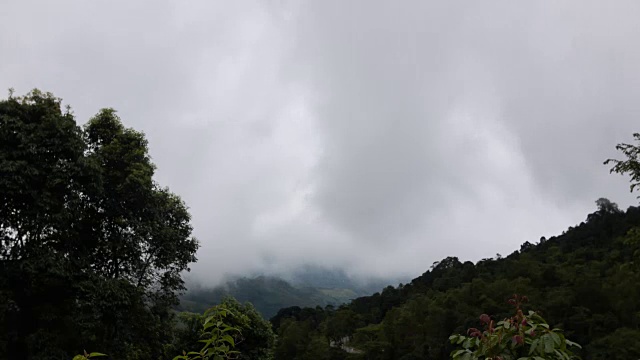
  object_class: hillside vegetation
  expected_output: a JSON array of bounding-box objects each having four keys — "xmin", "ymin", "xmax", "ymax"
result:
[
  {"xmin": 178, "ymin": 267, "xmax": 402, "ymax": 319},
  {"xmin": 179, "ymin": 276, "xmax": 362, "ymax": 318},
  {"xmin": 270, "ymin": 201, "xmax": 640, "ymax": 359}
]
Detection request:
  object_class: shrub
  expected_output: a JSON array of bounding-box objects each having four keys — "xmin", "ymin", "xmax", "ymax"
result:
[{"xmin": 449, "ymin": 295, "xmax": 581, "ymax": 360}]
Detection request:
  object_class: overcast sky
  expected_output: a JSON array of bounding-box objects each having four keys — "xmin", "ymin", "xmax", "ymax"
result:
[{"xmin": 2, "ymin": 1, "xmax": 640, "ymax": 285}]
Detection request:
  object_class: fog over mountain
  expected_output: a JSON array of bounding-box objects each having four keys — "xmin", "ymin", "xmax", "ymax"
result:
[{"xmin": 2, "ymin": 1, "xmax": 639, "ymax": 286}]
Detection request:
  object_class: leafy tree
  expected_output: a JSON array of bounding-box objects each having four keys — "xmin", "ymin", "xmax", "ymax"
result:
[
  {"xmin": 1, "ymin": 89, "xmax": 90, "ymax": 358},
  {"xmin": 301, "ymin": 334, "xmax": 331, "ymax": 360},
  {"xmin": 594, "ymin": 198, "xmax": 621, "ymax": 214},
  {"xmin": 274, "ymin": 318, "xmax": 310, "ymax": 360},
  {"xmin": 0, "ymin": 90, "xmax": 199, "ymax": 359},
  {"xmin": 605, "ymin": 133, "xmax": 640, "ymax": 196},
  {"xmin": 325, "ymin": 308, "xmax": 362, "ymax": 347}
]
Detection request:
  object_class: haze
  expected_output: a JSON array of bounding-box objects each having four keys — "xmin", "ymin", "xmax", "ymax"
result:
[{"xmin": 1, "ymin": 1, "xmax": 639, "ymax": 285}]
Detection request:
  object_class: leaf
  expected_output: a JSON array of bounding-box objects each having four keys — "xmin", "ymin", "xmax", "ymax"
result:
[
  {"xmin": 565, "ymin": 339, "xmax": 582, "ymax": 348},
  {"xmin": 452, "ymin": 349, "xmax": 467, "ymax": 358},
  {"xmin": 461, "ymin": 352, "xmax": 473, "ymax": 360},
  {"xmin": 529, "ymin": 339, "xmax": 539, "ymax": 355},
  {"xmin": 88, "ymin": 353, "xmax": 107, "ymax": 358},
  {"xmin": 221, "ymin": 334, "xmax": 235, "ymax": 347},
  {"xmin": 543, "ymin": 335, "xmax": 554, "ymax": 353},
  {"xmin": 554, "ymin": 349, "xmax": 571, "ymax": 360},
  {"xmin": 549, "ymin": 331, "xmax": 561, "ymax": 346}
]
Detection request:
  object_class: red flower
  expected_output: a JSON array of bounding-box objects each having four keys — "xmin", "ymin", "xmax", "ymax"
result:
[
  {"xmin": 512, "ymin": 335, "xmax": 524, "ymax": 345},
  {"xmin": 480, "ymin": 314, "xmax": 491, "ymax": 324},
  {"xmin": 467, "ymin": 328, "xmax": 482, "ymax": 338}
]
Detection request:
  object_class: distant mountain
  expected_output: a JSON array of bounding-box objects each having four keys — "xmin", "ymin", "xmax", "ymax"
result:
[
  {"xmin": 178, "ymin": 267, "xmax": 406, "ymax": 318},
  {"xmin": 178, "ymin": 275, "xmax": 364, "ymax": 318},
  {"xmin": 283, "ymin": 265, "xmax": 406, "ymax": 295}
]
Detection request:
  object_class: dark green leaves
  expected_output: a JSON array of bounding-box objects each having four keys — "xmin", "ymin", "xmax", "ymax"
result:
[
  {"xmin": 0, "ymin": 90, "xmax": 198, "ymax": 359},
  {"xmin": 605, "ymin": 133, "xmax": 640, "ymax": 196},
  {"xmin": 172, "ymin": 303, "xmax": 243, "ymax": 360}
]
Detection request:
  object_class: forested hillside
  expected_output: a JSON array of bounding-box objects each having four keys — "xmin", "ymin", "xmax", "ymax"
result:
[
  {"xmin": 270, "ymin": 200, "xmax": 640, "ymax": 359},
  {"xmin": 178, "ymin": 275, "xmax": 363, "ymax": 318},
  {"xmin": 178, "ymin": 268, "xmax": 400, "ymax": 319}
]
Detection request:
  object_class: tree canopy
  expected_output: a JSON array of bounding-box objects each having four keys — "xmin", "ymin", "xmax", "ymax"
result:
[{"xmin": 0, "ymin": 90, "xmax": 198, "ymax": 359}]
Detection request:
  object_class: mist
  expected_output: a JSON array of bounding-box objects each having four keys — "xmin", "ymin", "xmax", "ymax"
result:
[{"xmin": 2, "ymin": 0, "xmax": 639, "ymax": 286}]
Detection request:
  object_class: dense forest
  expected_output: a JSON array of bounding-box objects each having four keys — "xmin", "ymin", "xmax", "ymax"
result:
[
  {"xmin": 269, "ymin": 199, "xmax": 640, "ymax": 359},
  {"xmin": 2, "ymin": 90, "xmax": 640, "ymax": 359}
]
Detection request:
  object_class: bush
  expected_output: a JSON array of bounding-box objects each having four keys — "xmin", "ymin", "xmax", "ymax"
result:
[{"xmin": 449, "ymin": 295, "xmax": 581, "ymax": 360}]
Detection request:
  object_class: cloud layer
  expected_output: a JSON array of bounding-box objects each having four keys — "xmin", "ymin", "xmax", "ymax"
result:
[{"xmin": 2, "ymin": 1, "xmax": 639, "ymax": 284}]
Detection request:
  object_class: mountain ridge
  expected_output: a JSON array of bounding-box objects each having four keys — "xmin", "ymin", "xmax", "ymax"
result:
[{"xmin": 178, "ymin": 273, "xmax": 396, "ymax": 318}]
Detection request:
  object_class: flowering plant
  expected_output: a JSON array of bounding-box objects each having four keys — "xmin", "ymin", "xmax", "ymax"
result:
[{"xmin": 449, "ymin": 295, "xmax": 581, "ymax": 360}]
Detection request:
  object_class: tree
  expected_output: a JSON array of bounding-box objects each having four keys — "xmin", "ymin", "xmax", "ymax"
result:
[
  {"xmin": 595, "ymin": 198, "xmax": 621, "ymax": 214},
  {"xmin": 1, "ymin": 90, "xmax": 90, "ymax": 359},
  {"xmin": 76, "ymin": 108, "xmax": 198, "ymax": 357},
  {"xmin": 605, "ymin": 133, "xmax": 640, "ymax": 196},
  {"xmin": 325, "ymin": 308, "xmax": 361, "ymax": 347},
  {"xmin": 274, "ymin": 318, "xmax": 310, "ymax": 360},
  {"xmin": 0, "ymin": 90, "xmax": 199, "ymax": 359}
]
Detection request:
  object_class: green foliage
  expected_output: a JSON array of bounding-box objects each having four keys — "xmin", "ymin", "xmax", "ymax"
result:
[
  {"xmin": 449, "ymin": 295, "xmax": 581, "ymax": 360},
  {"xmin": 270, "ymin": 306, "xmax": 342, "ymax": 360},
  {"xmin": 605, "ymin": 132, "xmax": 640, "ymax": 196},
  {"xmin": 173, "ymin": 304, "xmax": 242, "ymax": 360},
  {"xmin": 218, "ymin": 298, "xmax": 275, "ymax": 360},
  {"xmin": 0, "ymin": 90, "xmax": 198, "ymax": 359},
  {"xmin": 167, "ymin": 297, "xmax": 275, "ymax": 360}
]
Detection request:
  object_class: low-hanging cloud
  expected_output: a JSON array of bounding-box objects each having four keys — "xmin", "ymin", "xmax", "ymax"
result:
[{"xmin": 1, "ymin": 0, "xmax": 639, "ymax": 285}]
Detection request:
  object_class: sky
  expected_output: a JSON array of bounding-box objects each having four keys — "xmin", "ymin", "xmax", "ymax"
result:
[{"xmin": 2, "ymin": 1, "xmax": 640, "ymax": 285}]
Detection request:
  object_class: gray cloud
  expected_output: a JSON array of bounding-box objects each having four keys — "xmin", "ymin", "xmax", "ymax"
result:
[{"xmin": 1, "ymin": 1, "xmax": 639, "ymax": 284}]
